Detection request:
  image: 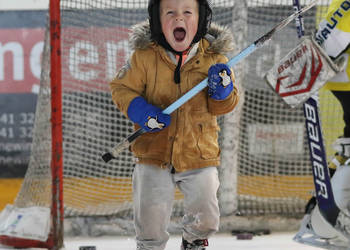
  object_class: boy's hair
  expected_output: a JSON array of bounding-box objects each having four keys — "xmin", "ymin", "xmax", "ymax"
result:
[{"xmin": 148, "ymin": 0, "xmax": 212, "ymax": 52}]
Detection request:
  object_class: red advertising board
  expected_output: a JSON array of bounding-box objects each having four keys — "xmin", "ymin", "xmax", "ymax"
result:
[
  {"xmin": 60, "ymin": 26, "xmax": 130, "ymax": 92},
  {"xmin": 0, "ymin": 28, "xmax": 44, "ymax": 93},
  {"xmin": 0, "ymin": 26, "xmax": 130, "ymax": 94},
  {"xmin": 0, "ymin": 25, "xmax": 130, "ymax": 176}
]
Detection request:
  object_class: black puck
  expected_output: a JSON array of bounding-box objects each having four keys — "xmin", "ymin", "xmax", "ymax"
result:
[
  {"xmin": 79, "ymin": 246, "xmax": 96, "ymax": 250},
  {"xmin": 236, "ymin": 232, "xmax": 253, "ymax": 240}
]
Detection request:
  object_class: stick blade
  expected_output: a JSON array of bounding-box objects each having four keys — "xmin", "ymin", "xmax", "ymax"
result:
[{"xmin": 101, "ymin": 152, "xmax": 114, "ymax": 163}]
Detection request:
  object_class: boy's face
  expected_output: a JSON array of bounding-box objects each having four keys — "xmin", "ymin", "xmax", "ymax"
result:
[{"xmin": 159, "ymin": 0, "xmax": 199, "ymax": 52}]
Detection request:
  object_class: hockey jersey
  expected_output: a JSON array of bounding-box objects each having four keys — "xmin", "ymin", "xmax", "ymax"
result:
[{"xmin": 315, "ymin": 0, "xmax": 350, "ymax": 91}]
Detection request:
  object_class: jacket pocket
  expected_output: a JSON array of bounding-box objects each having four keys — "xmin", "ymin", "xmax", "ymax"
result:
[{"xmin": 197, "ymin": 123, "xmax": 220, "ymax": 160}]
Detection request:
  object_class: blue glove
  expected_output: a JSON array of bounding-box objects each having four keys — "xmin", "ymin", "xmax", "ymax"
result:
[
  {"xmin": 208, "ymin": 63, "xmax": 233, "ymax": 100},
  {"xmin": 127, "ymin": 96, "xmax": 171, "ymax": 132}
]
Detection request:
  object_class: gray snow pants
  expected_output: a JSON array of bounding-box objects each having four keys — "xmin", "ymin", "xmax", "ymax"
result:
[{"xmin": 133, "ymin": 164, "xmax": 220, "ymax": 250}]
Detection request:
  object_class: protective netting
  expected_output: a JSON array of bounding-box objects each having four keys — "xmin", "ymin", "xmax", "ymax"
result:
[
  {"xmin": 235, "ymin": 0, "xmax": 336, "ymax": 215},
  {"xmin": 14, "ymin": 0, "xmax": 339, "ymax": 224}
]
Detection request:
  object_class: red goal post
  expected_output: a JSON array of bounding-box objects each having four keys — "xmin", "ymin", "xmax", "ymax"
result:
[
  {"xmin": 0, "ymin": 0, "xmax": 63, "ymax": 248},
  {"xmin": 49, "ymin": 0, "xmax": 64, "ymax": 248}
]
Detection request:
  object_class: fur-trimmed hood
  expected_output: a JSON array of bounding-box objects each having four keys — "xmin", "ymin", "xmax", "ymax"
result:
[{"xmin": 129, "ymin": 20, "xmax": 234, "ymax": 54}]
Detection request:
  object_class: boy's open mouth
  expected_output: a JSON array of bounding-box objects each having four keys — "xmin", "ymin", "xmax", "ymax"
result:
[{"xmin": 173, "ymin": 27, "xmax": 186, "ymax": 42}]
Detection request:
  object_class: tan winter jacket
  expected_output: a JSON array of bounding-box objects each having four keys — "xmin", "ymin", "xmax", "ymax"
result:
[{"xmin": 110, "ymin": 21, "xmax": 239, "ymax": 172}]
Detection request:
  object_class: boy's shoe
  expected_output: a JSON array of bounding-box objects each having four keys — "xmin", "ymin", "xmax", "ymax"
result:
[{"xmin": 181, "ymin": 238, "xmax": 208, "ymax": 250}]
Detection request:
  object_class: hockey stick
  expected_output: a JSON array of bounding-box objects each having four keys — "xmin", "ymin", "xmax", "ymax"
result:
[
  {"xmin": 303, "ymin": 97, "xmax": 339, "ymax": 224},
  {"xmin": 102, "ymin": 0, "xmax": 318, "ymax": 163},
  {"xmin": 292, "ymin": 0, "xmax": 340, "ymax": 225}
]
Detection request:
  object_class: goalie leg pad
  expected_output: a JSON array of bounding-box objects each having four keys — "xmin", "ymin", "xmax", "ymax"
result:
[
  {"xmin": 294, "ymin": 211, "xmax": 350, "ymax": 250},
  {"xmin": 310, "ymin": 205, "xmax": 347, "ymax": 241},
  {"xmin": 331, "ymin": 164, "xmax": 350, "ymax": 211},
  {"xmin": 294, "ymin": 163, "xmax": 350, "ymax": 249}
]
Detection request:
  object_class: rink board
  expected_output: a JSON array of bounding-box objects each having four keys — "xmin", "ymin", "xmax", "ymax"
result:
[{"xmin": 0, "ymin": 175, "xmax": 315, "ymax": 212}]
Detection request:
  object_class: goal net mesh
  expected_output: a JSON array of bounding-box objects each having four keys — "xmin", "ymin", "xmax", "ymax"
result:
[{"xmin": 13, "ymin": 0, "xmax": 337, "ymax": 230}]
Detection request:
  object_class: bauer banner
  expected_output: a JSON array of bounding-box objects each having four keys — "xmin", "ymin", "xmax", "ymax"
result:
[{"xmin": 264, "ymin": 36, "xmax": 345, "ymax": 108}]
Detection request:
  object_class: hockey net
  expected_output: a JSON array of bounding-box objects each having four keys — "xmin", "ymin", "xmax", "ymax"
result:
[{"xmin": 0, "ymin": 0, "xmax": 341, "ymax": 248}]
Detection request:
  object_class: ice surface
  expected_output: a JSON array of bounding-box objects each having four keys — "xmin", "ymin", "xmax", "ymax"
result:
[
  {"xmin": 63, "ymin": 232, "xmax": 325, "ymax": 250},
  {"xmin": 0, "ymin": 232, "xmax": 323, "ymax": 250}
]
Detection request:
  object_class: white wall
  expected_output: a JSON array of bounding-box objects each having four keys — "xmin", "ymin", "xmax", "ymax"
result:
[{"xmin": 0, "ymin": 0, "xmax": 49, "ymax": 10}]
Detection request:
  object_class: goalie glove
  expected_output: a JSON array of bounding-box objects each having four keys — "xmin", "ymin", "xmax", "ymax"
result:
[
  {"xmin": 264, "ymin": 36, "xmax": 346, "ymax": 108},
  {"xmin": 208, "ymin": 63, "xmax": 234, "ymax": 100},
  {"xmin": 127, "ymin": 96, "xmax": 171, "ymax": 132}
]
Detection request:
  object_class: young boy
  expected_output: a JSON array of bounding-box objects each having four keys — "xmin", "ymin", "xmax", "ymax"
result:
[{"xmin": 109, "ymin": 0, "xmax": 239, "ymax": 249}]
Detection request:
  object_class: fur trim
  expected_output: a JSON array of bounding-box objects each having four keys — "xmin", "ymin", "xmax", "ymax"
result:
[
  {"xmin": 129, "ymin": 20, "xmax": 153, "ymax": 50},
  {"xmin": 129, "ymin": 20, "xmax": 234, "ymax": 54},
  {"xmin": 205, "ymin": 23, "xmax": 235, "ymax": 53}
]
